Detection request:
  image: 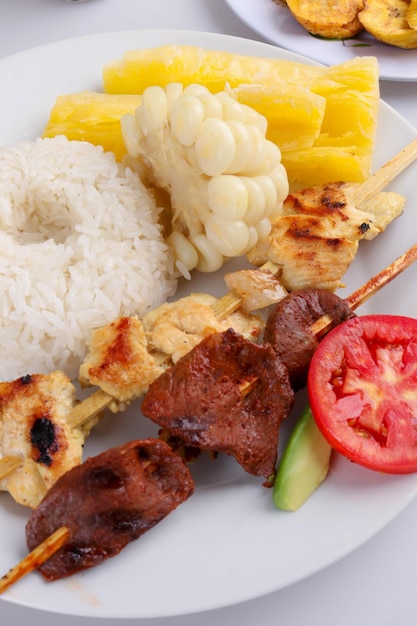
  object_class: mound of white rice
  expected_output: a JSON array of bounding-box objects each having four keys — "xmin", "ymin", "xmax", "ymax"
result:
[{"xmin": 0, "ymin": 136, "xmax": 177, "ymax": 381}]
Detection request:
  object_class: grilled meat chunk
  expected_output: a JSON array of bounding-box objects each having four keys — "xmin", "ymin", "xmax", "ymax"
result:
[
  {"xmin": 79, "ymin": 316, "xmax": 164, "ymax": 412},
  {"xmin": 281, "ymin": 182, "xmax": 404, "ymax": 239},
  {"xmin": 264, "ymin": 289, "xmax": 356, "ymax": 391},
  {"xmin": 223, "ymin": 267, "xmax": 288, "ymax": 313},
  {"xmin": 141, "ymin": 329, "xmax": 294, "ymax": 483},
  {"xmin": 0, "ymin": 371, "xmax": 91, "ymax": 508},
  {"xmin": 247, "ymin": 181, "xmax": 405, "ymax": 291},
  {"xmin": 142, "ymin": 292, "xmax": 264, "ymax": 364},
  {"xmin": 79, "ymin": 295, "xmax": 263, "ymax": 412},
  {"xmin": 26, "ymin": 439, "xmax": 194, "ymax": 581}
]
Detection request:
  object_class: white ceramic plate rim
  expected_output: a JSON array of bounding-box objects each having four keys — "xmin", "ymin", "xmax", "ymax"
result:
[
  {"xmin": 0, "ymin": 29, "xmax": 417, "ymax": 619},
  {"xmin": 224, "ymin": 0, "xmax": 417, "ymax": 82}
]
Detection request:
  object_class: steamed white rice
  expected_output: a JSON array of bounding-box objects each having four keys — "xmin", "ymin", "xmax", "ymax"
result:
[{"xmin": 0, "ymin": 136, "xmax": 177, "ymax": 381}]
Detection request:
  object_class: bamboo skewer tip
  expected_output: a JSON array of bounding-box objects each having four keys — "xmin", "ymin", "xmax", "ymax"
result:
[{"xmin": 0, "ymin": 527, "xmax": 69, "ymax": 595}]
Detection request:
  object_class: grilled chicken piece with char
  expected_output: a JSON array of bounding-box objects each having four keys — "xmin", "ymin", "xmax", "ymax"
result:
[
  {"xmin": 79, "ymin": 316, "xmax": 164, "ymax": 412},
  {"xmin": 247, "ymin": 182, "xmax": 405, "ymax": 291},
  {"xmin": 26, "ymin": 439, "xmax": 194, "ymax": 581},
  {"xmin": 79, "ymin": 295, "xmax": 263, "ymax": 412},
  {"xmin": 0, "ymin": 372, "xmax": 95, "ymax": 508},
  {"xmin": 141, "ymin": 328, "xmax": 294, "ymax": 484}
]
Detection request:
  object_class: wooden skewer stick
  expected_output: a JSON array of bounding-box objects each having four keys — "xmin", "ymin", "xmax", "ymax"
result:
[
  {"xmin": 2, "ymin": 239, "xmax": 417, "ymax": 596},
  {"xmin": 66, "ymin": 388, "xmax": 114, "ymax": 429},
  {"xmin": 66, "ymin": 263, "xmax": 283, "ymax": 430},
  {"xmin": 0, "ymin": 455, "xmax": 23, "ymax": 480},
  {"xmin": 0, "ymin": 527, "xmax": 69, "ymax": 595},
  {"xmin": 310, "ymin": 241, "xmax": 417, "ymax": 336},
  {"xmin": 353, "ymin": 136, "xmax": 417, "ymax": 207}
]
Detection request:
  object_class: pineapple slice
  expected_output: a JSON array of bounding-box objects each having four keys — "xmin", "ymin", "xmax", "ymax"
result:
[
  {"xmin": 102, "ymin": 45, "xmax": 326, "ymax": 94},
  {"xmin": 281, "ymin": 56, "xmax": 379, "ymax": 188},
  {"xmin": 103, "ymin": 46, "xmax": 379, "ymax": 187},
  {"xmin": 282, "ymin": 147, "xmax": 370, "ymax": 188},
  {"xmin": 44, "ymin": 84, "xmax": 327, "ymax": 159},
  {"xmin": 231, "ymin": 83, "xmax": 326, "ymax": 151},
  {"xmin": 43, "ymin": 91, "xmax": 141, "ymax": 160},
  {"xmin": 43, "ymin": 48, "xmax": 379, "ymax": 188},
  {"xmin": 311, "ymin": 57, "xmax": 379, "ymax": 154}
]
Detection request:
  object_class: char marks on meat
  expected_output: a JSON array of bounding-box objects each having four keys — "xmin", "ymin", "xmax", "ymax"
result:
[
  {"xmin": 264, "ymin": 289, "xmax": 356, "ymax": 391},
  {"xmin": 25, "ymin": 439, "xmax": 194, "ymax": 581},
  {"xmin": 141, "ymin": 328, "xmax": 294, "ymax": 484}
]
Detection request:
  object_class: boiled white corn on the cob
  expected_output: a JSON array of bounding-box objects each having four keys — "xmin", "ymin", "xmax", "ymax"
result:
[{"xmin": 121, "ymin": 83, "xmax": 289, "ymax": 276}]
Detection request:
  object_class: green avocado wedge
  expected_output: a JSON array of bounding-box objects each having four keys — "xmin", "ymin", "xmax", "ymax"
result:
[{"xmin": 273, "ymin": 405, "xmax": 332, "ymax": 511}]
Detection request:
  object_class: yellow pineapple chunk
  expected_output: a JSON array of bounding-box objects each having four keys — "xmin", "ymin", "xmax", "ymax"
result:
[
  {"xmin": 231, "ymin": 83, "xmax": 326, "ymax": 151},
  {"xmin": 44, "ymin": 47, "xmax": 379, "ymax": 187},
  {"xmin": 279, "ymin": 55, "xmax": 380, "ymax": 188},
  {"xmin": 43, "ymin": 91, "xmax": 141, "ymax": 160},
  {"xmin": 102, "ymin": 45, "xmax": 326, "ymax": 94},
  {"xmin": 282, "ymin": 147, "xmax": 370, "ymax": 188},
  {"xmin": 102, "ymin": 46, "xmax": 379, "ymax": 187},
  {"xmin": 311, "ymin": 57, "xmax": 379, "ymax": 155}
]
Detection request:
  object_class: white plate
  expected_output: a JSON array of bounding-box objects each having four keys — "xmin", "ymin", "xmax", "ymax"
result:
[
  {"xmin": 1, "ymin": 29, "xmax": 417, "ymax": 619},
  {"xmin": 225, "ymin": 0, "xmax": 417, "ymax": 81}
]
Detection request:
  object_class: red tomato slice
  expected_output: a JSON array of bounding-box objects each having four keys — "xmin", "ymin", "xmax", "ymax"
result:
[{"xmin": 307, "ymin": 315, "xmax": 417, "ymax": 474}]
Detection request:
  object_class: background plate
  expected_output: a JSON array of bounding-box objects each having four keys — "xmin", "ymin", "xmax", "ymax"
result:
[
  {"xmin": 0, "ymin": 29, "xmax": 417, "ymax": 619},
  {"xmin": 225, "ymin": 0, "xmax": 417, "ymax": 82}
]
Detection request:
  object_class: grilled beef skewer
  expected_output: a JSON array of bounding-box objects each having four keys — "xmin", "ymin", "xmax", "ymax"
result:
[
  {"xmin": 264, "ymin": 289, "xmax": 356, "ymax": 391},
  {"xmin": 140, "ymin": 291, "xmax": 351, "ymax": 482},
  {"xmin": 23, "ymin": 438, "xmax": 194, "ymax": 582},
  {"xmin": 141, "ymin": 328, "xmax": 294, "ymax": 484},
  {"xmin": 140, "ymin": 240, "xmax": 417, "ymax": 482}
]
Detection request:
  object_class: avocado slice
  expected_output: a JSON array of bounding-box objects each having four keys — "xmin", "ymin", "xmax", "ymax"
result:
[{"xmin": 273, "ymin": 404, "xmax": 332, "ymax": 511}]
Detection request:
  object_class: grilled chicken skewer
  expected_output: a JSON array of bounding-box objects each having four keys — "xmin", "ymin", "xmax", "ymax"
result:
[
  {"xmin": 27, "ymin": 139, "xmax": 417, "ymax": 430},
  {"xmin": 247, "ymin": 182, "xmax": 405, "ymax": 291},
  {"xmin": 0, "ymin": 138, "xmax": 416, "ymax": 504},
  {"xmin": 1, "ymin": 242, "xmax": 417, "ymax": 505},
  {"xmin": 1, "ymin": 240, "xmax": 417, "ymax": 594},
  {"xmin": 248, "ymin": 136, "xmax": 417, "ymax": 291},
  {"xmin": 141, "ymin": 243, "xmax": 417, "ymax": 480},
  {"xmin": 0, "ymin": 267, "xmax": 277, "ymax": 502},
  {"xmin": 0, "ymin": 372, "xmax": 99, "ymax": 508}
]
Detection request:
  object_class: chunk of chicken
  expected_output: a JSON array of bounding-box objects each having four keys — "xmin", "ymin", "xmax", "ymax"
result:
[
  {"xmin": 142, "ymin": 293, "xmax": 264, "ymax": 364},
  {"xmin": 79, "ymin": 316, "xmax": 164, "ymax": 411},
  {"xmin": 0, "ymin": 371, "xmax": 91, "ymax": 508},
  {"xmin": 223, "ymin": 267, "xmax": 288, "ymax": 313},
  {"xmin": 79, "ymin": 295, "xmax": 263, "ymax": 412},
  {"xmin": 247, "ymin": 182, "xmax": 405, "ymax": 291}
]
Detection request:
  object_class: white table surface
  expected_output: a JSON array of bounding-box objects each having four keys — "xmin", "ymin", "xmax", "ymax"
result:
[{"xmin": 1, "ymin": 1, "xmax": 417, "ymax": 624}]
